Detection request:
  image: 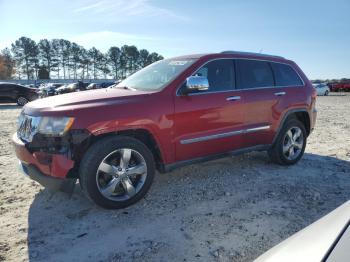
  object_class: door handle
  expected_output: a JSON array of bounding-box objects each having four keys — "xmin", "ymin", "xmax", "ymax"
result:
[
  {"xmin": 226, "ymin": 96, "xmax": 241, "ymax": 101},
  {"xmin": 274, "ymin": 92, "xmax": 286, "ymax": 96}
]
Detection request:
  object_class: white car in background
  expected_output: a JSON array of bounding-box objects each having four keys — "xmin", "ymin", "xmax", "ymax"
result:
[
  {"xmin": 255, "ymin": 201, "xmax": 350, "ymax": 262},
  {"xmin": 313, "ymin": 83, "xmax": 330, "ymax": 96}
]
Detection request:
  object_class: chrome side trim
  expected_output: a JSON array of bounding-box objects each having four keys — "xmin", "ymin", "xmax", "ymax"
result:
[
  {"xmin": 181, "ymin": 130, "xmax": 243, "ymax": 145},
  {"xmin": 180, "ymin": 125, "xmax": 270, "ymax": 145},
  {"xmin": 245, "ymin": 125, "xmax": 271, "ymax": 133}
]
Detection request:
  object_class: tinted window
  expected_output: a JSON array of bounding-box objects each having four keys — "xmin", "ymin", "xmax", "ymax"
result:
[
  {"xmin": 193, "ymin": 59, "xmax": 235, "ymax": 92},
  {"xmin": 237, "ymin": 60, "xmax": 274, "ymax": 89},
  {"xmin": 271, "ymin": 63, "xmax": 303, "ymax": 86}
]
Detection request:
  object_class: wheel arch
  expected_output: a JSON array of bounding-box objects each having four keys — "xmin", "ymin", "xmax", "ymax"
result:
[
  {"xmin": 89, "ymin": 128, "xmax": 165, "ymax": 172},
  {"xmin": 273, "ymin": 109, "xmax": 311, "ymax": 145}
]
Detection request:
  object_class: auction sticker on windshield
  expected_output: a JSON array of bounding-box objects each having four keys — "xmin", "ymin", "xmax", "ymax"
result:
[{"xmin": 168, "ymin": 60, "xmax": 190, "ymax": 66}]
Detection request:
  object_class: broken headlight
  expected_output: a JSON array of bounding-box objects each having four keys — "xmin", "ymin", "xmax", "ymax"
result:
[{"xmin": 38, "ymin": 117, "xmax": 75, "ymax": 136}]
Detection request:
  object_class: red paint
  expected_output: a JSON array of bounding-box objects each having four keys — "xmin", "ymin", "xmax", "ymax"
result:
[
  {"xmin": 330, "ymin": 83, "xmax": 350, "ymax": 92},
  {"xmin": 15, "ymin": 53, "xmax": 316, "ymax": 178},
  {"xmin": 12, "ymin": 133, "xmax": 74, "ymax": 178}
]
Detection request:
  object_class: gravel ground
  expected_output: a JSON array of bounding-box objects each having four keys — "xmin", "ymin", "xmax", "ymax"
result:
[{"xmin": 0, "ymin": 94, "xmax": 349, "ymax": 262}]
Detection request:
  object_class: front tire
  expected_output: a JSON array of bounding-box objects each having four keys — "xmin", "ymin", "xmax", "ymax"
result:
[
  {"xmin": 325, "ymin": 90, "xmax": 329, "ymax": 96},
  {"xmin": 79, "ymin": 136, "xmax": 155, "ymax": 209},
  {"xmin": 268, "ymin": 119, "xmax": 307, "ymax": 165}
]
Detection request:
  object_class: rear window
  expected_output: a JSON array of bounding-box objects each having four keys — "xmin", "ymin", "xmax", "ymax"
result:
[
  {"xmin": 237, "ymin": 60, "xmax": 274, "ymax": 89},
  {"xmin": 271, "ymin": 63, "xmax": 303, "ymax": 87}
]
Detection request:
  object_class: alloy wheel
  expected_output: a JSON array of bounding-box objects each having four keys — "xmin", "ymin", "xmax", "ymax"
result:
[
  {"xmin": 282, "ymin": 126, "xmax": 304, "ymax": 161},
  {"xmin": 96, "ymin": 148, "xmax": 147, "ymax": 201}
]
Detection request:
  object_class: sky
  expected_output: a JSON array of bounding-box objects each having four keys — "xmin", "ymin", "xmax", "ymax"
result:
[{"xmin": 0, "ymin": 0, "xmax": 349, "ymax": 79}]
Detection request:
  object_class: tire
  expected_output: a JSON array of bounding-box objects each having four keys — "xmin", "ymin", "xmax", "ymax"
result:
[
  {"xmin": 325, "ymin": 90, "xmax": 329, "ymax": 96},
  {"xmin": 79, "ymin": 136, "xmax": 155, "ymax": 209},
  {"xmin": 17, "ymin": 96, "xmax": 28, "ymax": 106},
  {"xmin": 268, "ymin": 119, "xmax": 307, "ymax": 165}
]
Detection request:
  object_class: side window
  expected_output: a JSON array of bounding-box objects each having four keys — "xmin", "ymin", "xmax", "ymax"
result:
[
  {"xmin": 237, "ymin": 60, "xmax": 274, "ymax": 89},
  {"xmin": 192, "ymin": 59, "xmax": 235, "ymax": 92},
  {"xmin": 271, "ymin": 63, "xmax": 303, "ymax": 87}
]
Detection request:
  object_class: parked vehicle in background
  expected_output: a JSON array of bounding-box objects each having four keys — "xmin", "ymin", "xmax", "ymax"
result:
[
  {"xmin": 25, "ymin": 83, "xmax": 41, "ymax": 88},
  {"xmin": 13, "ymin": 51, "xmax": 317, "ymax": 209},
  {"xmin": 38, "ymin": 83, "xmax": 63, "ymax": 97},
  {"xmin": 56, "ymin": 83, "xmax": 77, "ymax": 94},
  {"xmin": 313, "ymin": 83, "xmax": 330, "ymax": 96},
  {"xmin": 0, "ymin": 82, "xmax": 38, "ymax": 105},
  {"xmin": 329, "ymin": 83, "xmax": 350, "ymax": 92},
  {"xmin": 255, "ymin": 200, "xmax": 350, "ymax": 262},
  {"xmin": 76, "ymin": 81, "xmax": 90, "ymax": 91},
  {"xmin": 86, "ymin": 83, "xmax": 98, "ymax": 90},
  {"xmin": 100, "ymin": 82, "xmax": 115, "ymax": 88}
]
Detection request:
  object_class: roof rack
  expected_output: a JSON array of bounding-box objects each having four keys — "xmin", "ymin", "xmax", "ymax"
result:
[{"xmin": 220, "ymin": 51, "xmax": 285, "ymax": 59}]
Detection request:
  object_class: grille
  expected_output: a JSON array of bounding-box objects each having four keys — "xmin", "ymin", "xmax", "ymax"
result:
[{"xmin": 17, "ymin": 114, "xmax": 40, "ymax": 142}]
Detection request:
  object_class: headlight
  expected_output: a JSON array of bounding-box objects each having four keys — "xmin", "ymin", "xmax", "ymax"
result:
[
  {"xmin": 38, "ymin": 117, "xmax": 75, "ymax": 136},
  {"xmin": 17, "ymin": 115, "xmax": 74, "ymax": 142}
]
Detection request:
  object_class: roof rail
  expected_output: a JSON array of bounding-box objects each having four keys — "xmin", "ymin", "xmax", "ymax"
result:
[{"xmin": 220, "ymin": 51, "xmax": 285, "ymax": 59}]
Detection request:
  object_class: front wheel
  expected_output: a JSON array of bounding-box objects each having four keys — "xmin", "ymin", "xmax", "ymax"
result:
[
  {"xmin": 325, "ymin": 90, "xmax": 329, "ymax": 96},
  {"xmin": 79, "ymin": 136, "xmax": 155, "ymax": 209},
  {"xmin": 268, "ymin": 119, "xmax": 307, "ymax": 165}
]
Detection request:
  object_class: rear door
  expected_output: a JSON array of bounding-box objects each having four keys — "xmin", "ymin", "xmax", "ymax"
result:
[
  {"xmin": 236, "ymin": 59, "xmax": 279, "ymax": 147},
  {"xmin": 174, "ymin": 59, "xmax": 245, "ymax": 161},
  {"xmin": 270, "ymin": 62, "xmax": 306, "ymax": 121}
]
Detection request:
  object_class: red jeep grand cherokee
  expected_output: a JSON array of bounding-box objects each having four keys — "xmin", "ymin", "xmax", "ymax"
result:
[{"xmin": 13, "ymin": 51, "xmax": 317, "ymax": 209}]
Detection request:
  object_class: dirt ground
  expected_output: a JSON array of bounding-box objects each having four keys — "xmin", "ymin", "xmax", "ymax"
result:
[{"xmin": 0, "ymin": 94, "xmax": 349, "ymax": 262}]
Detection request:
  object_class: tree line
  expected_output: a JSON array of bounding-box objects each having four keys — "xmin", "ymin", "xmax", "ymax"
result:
[{"xmin": 0, "ymin": 36, "xmax": 163, "ymax": 80}]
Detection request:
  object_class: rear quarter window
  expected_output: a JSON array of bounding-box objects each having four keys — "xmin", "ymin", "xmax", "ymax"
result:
[{"xmin": 271, "ymin": 63, "xmax": 304, "ymax": 87}]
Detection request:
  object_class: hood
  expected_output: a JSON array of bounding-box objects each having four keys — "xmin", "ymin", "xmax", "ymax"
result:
[{"xmin": 24, "ymin": 88, "xmax": 151, "ymax": 116}]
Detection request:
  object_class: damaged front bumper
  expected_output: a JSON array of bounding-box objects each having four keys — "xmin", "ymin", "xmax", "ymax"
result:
[
  {"xmin": 19, "ymin": 162, "xmax": 76, "ymax": 193},
  {"xmin": 12, "ymin": 133, "xmax": 77, "ymax": 193}
]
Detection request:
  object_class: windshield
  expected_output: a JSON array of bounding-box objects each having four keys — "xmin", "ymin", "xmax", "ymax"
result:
[{"xmin": 116, "ymin": 58, "xmax": 197, "ymax": 91}]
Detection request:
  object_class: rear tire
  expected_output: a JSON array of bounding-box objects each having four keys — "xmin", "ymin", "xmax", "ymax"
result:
[
  {"xmin": 325, "ymin": 90, "xmax": 329, "ymax": 96},
  {"xmin": 268, "ymin": 119, "xmax": 307, "ymax": 165},
  {"xmin": 17, "ymin": 96, "xmax": 28, "ymax": 106},
  {"xmin": 79, "ymin": 136, "xmax": 155, "ymax": 209}
]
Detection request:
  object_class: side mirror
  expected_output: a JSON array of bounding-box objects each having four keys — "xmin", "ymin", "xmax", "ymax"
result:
[{"xmin": 186, "ymin": 76, "xmax": 209, "ymax": 92}]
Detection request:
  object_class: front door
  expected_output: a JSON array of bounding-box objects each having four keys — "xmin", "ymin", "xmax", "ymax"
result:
[{"xmin": 174, "ymin": 59, "xmax": 245, "ymax": 162}]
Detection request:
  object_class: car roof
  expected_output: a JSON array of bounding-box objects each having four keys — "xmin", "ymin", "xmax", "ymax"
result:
[
  {"xmin": 170, "ymin": 51, "xmax": 288, "ymax": 62},
  {"xmin": 0, "ymin": 82, "xmax": 27, "ymax": 87}
]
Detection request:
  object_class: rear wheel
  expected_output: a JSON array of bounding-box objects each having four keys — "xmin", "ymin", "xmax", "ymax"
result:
[
  {"xmin": 79, "ymin": 136, "xmax": 155, "ymax": 209},
  {"xmin": 268, "ymin": 119, "xmax": 307, "ymax": 165},
  {"xmin": 325, "ymin": 90, "xmax": 329, "ymax": 96},
  {"xmin": 17, "ymin": 96, "xmax": 28, "ymax": 106}
]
